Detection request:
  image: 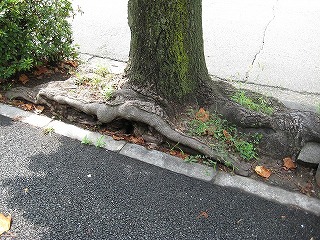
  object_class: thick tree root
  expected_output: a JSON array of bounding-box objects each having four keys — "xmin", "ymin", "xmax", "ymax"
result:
[
  {"xmin": 203, "ymin": 80, "xmax": 320, "ymax": 158},
  {"xmin": 6, "ymin": 80, "xmax": 251, "ymax": 176}
]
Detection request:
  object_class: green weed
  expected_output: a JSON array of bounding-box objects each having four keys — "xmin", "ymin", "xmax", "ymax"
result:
[
  {"xmin": 81, "ymin": 135, "xmax": 93, "ymax": 145},
  {"xmin": 102, "ymin": 85, "xmax": 114, "ymax": 101},
  {"xmin": 95, "ymin": 65, "xmax": 110, "ymax": 77},
  {"xmin": 95, "ymin": 136, "xmax": 106, "ymax": 148},
  {"xmin": 187, "ymin": 109, "xmax": 261, "ymax": 162},
  {"xmin": 43, "ymin": 127, "xmax": 54, "ymax": 136},
  {"xmin": 231, "ymin": 90, "xmax": 274, "ymax": 115}
]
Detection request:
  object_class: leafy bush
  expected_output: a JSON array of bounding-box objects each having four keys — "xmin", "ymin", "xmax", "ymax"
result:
[{"xmin": 0, "ymin": 0, "xmax": 78, "ymax": 79}]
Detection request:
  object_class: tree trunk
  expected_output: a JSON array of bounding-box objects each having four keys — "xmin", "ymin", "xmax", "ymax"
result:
[{"xmin": 127, "ymin": 0, "xmax": 210, "ymax": 103}]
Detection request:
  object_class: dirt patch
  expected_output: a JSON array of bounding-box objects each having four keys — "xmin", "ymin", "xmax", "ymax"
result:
[{"xmin": 1, "ymin": 66, "xmax": 319, "ymax": 200}]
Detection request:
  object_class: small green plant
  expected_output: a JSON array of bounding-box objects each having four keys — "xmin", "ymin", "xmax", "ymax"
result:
[
  {"xmin": 187, "ymin": 109, "xmax": 261, "ymax": 162},
  {"xmin": 203, "ymin": 159, "xmax": 217, "ymax": 170},
  {"xmin": 231, "ymin": 90, "xmax": 274, "ymax": 115},
  {"xmin": 81, "ymin": 135, "xmax": 93, "ymax": 145},
  {"xmin": 234, "ymin": 140, "xmax": 257, "ymax": 160},
  {"xmin": 167, "ymin": 142, "xmax": 183, "ymax": 153},
  {"xmin": 102, "ymin": 85, "xmax": 114, "ymax": 101},
  {"xmin": 95, "ymin": 65, "xmax": 110, "ymax": 77},
  {"xmin": 43, "ymin": 127, "xmax": 55, "ymax": 136},
  {"xmin": 184, "ymin": 155, "xmax": 217, "ymax": 171},
  {"xmin": 317, "ymin": 103, "xmax": 320, "ymax": 115},
  {"xmin": 95, "ymin": 136, "xmax": 106, "ymax": 148},
  {"xmin": 184, "ymin": 155, "xmax": 201, "ymax": 163}
]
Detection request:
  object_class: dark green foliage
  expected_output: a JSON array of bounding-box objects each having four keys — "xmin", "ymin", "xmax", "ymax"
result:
[{"xmin": 0, "ymin": 0, "xmax": 77, "ymax": 79}]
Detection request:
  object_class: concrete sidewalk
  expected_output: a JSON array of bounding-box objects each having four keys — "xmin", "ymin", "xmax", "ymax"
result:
[{"xmin": 71, "ymin": 0, "xmax": 319, "ymax": 111}]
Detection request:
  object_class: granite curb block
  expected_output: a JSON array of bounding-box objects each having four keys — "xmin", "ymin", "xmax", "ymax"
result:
[
  {"xmin": 1, "ymin": 103, "xmax": 320, "ymax": 216},
  {"xmin": 214, "ymin": 172, "xmax": 320, "ymax": 216},
  {"xmin": 119, "ymin": 143, "xmax": 215, "ymax": 181}
]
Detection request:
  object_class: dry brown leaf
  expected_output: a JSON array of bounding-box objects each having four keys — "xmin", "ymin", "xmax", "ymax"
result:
[
  {"xmin": 64, "ymin": 60, "xmax": 79, "ymax": 68},
  {"xmin": 283, "ymin": 157, "xmax": 296, "ymax": 170},
  {"xmin": 21, "ymin": 103, "xmax": 34, "ymax": 111},
  {"xmin": 223, "ymin": 129, "xmax": 232, "ymax": 140},
  {"xmin": 128, "ymin": 136, "xmax": 145, "ymax": 145},
  {"xmin": 34, "ymin": 66, "xmax": 50, "ymax": 76},
  {"xmin": 19, "ymin": 74, "xmax": 29, "ymax": 84},
  {"xmin": 34, "ymin": 105, "xmax": 45, "ymax": 114},
  {"xmin": 255, "ymin": 166, "xmax": 272, "ymax": 178},
  {"xmin": 112, "ymin": 135, "xmax": 125, "ymax": 141},
  {"xmin": 0, "ymin": 213, "xmax": 11, "ymax": 235},
  {"xmin": 196, "ymin": 211, "xmax": 209, "ymax": 219},
  {"xmin": 195, "ymin": 108, "xmax": 209, "ymax": 122}
]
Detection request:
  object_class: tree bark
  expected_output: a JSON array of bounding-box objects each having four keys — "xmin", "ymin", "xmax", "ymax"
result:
[{"xmin": 127, "ymin": 0, "xmax": 210, "ymax": 103}]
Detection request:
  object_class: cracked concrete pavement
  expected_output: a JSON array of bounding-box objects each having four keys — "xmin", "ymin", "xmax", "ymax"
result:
[{"xmin": 71, "ymin": 0, "xmax": 320, "ymax": 110}]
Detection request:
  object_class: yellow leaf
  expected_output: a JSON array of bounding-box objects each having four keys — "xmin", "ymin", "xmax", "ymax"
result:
[
  {"xmin": 283, "ymin": 157, "xmax": 296, "ymax": 170},
  {"xmin": 19, "ymin": 74, "xmax": 29, "ymax": 84},
  {"xmin": 0, "ymin": 213, "xmax": 11, "ymax": 235},
  {"xmin": 255, "ymin": 166, "xmax": 272, "ymax": 178}
]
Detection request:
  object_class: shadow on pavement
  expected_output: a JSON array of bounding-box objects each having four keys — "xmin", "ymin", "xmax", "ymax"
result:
[
  {"xmin": 0, "ymin": 114, "xmax": 13, "ymax": 127},
  {"xmin": 2, "ymin": 125, "xmax": 320, "ymax": 239}
]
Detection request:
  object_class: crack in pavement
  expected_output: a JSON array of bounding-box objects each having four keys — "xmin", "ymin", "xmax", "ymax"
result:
[
  {"xmin": 210, "ymin": 74, "xmax": 320, "ymax": 97},
  {"xmin": 79, "ymin": 52, "xmax": 128, "ymax": 63},
  {"xmin": 245, "ymin": 0, "xmax": 278, "ymax": 80}
]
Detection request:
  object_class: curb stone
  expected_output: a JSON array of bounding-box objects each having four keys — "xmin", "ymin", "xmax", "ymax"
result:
[{"xmin": 0, "ymin": 102, "xmax": 320, "ymax": 216}]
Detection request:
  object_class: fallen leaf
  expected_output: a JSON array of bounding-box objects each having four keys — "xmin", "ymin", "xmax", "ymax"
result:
[
  {"xmin": 223, "ymin": 129, "xmax": 232, "ymax": 140},
  {"xmin": 34, "ymin": 66, "xmax": 50, "ymax": 76},
  {"xmin": 196, "ymin": 211, "xmax": 209, "ymax": 219},
  {"xmin": 34, "ymin": 105, "xmax": 45, "ymax": 114},
  {"xmin": 64, "ymin": 60, "xmax": 79, "ymax": 68},
  {"xmin": 128, "ymin": 136, "xmax": 145, "ymax": 145},
  {"xmin": 195, "ymin": 108, "xmax": 209, "ymax": 122},
  {"xmin": 21, "ymin": 103, "xmax": 34, "ymax": 111},
  {"xmin": 255, "ymin": 166, "xmax": 272, "ymax": 178},
  {"xmin": 0, "ymin": 213, "xmax": 11, "ymax": 235},
  {"xmin": 283, "ymin": 157, "xmax": 296, "ymax": 170},
  {"xmin": 19, "ymin": 74, "xmax": 29, "ymax": 84},
  {"xmin": 112, "ymin": 135, "xmax": 125, "ymax": 141}
]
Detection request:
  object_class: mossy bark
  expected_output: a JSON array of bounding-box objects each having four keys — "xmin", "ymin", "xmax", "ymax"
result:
[{"xmin": 127, "ymin": 0, "xmax": 210, "ymax": 103}]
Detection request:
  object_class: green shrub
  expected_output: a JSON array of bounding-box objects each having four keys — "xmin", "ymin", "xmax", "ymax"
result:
[{"xmin": 0, "ymin": 0, "xmax": 78, "ymax": 79}]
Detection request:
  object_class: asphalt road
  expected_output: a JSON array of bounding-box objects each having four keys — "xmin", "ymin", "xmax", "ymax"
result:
[{"xmin": 1, "ymin": 114, "xmax": 320, "ymax": 239}]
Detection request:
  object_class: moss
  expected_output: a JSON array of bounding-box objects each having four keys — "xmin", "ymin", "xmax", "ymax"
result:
[{"xmin": 127, "ymin": 0, "xmax": 207, "ymax": 102}]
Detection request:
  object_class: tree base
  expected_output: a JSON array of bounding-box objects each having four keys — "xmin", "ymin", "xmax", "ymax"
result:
[{"xmin": 6, "ymin": 75, "xmax": 320, "ymax": 177}]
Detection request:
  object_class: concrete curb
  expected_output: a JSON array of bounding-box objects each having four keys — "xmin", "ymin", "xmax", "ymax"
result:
[{"xmin": 1, "ymin": 102, "xmax": 320, "ymax": 216}]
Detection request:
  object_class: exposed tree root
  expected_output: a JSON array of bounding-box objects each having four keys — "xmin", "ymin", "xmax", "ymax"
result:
[
  {"xmin": 6, "ymin": 78, "xmax": 251, "ymax": 175},
  {"xmin": 6, "ymin": 77, "xmax": 320, "ymax": 176},
  {"xmin": 201, "ymin": 80, "xmax": 320, "ymax": 158}
]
